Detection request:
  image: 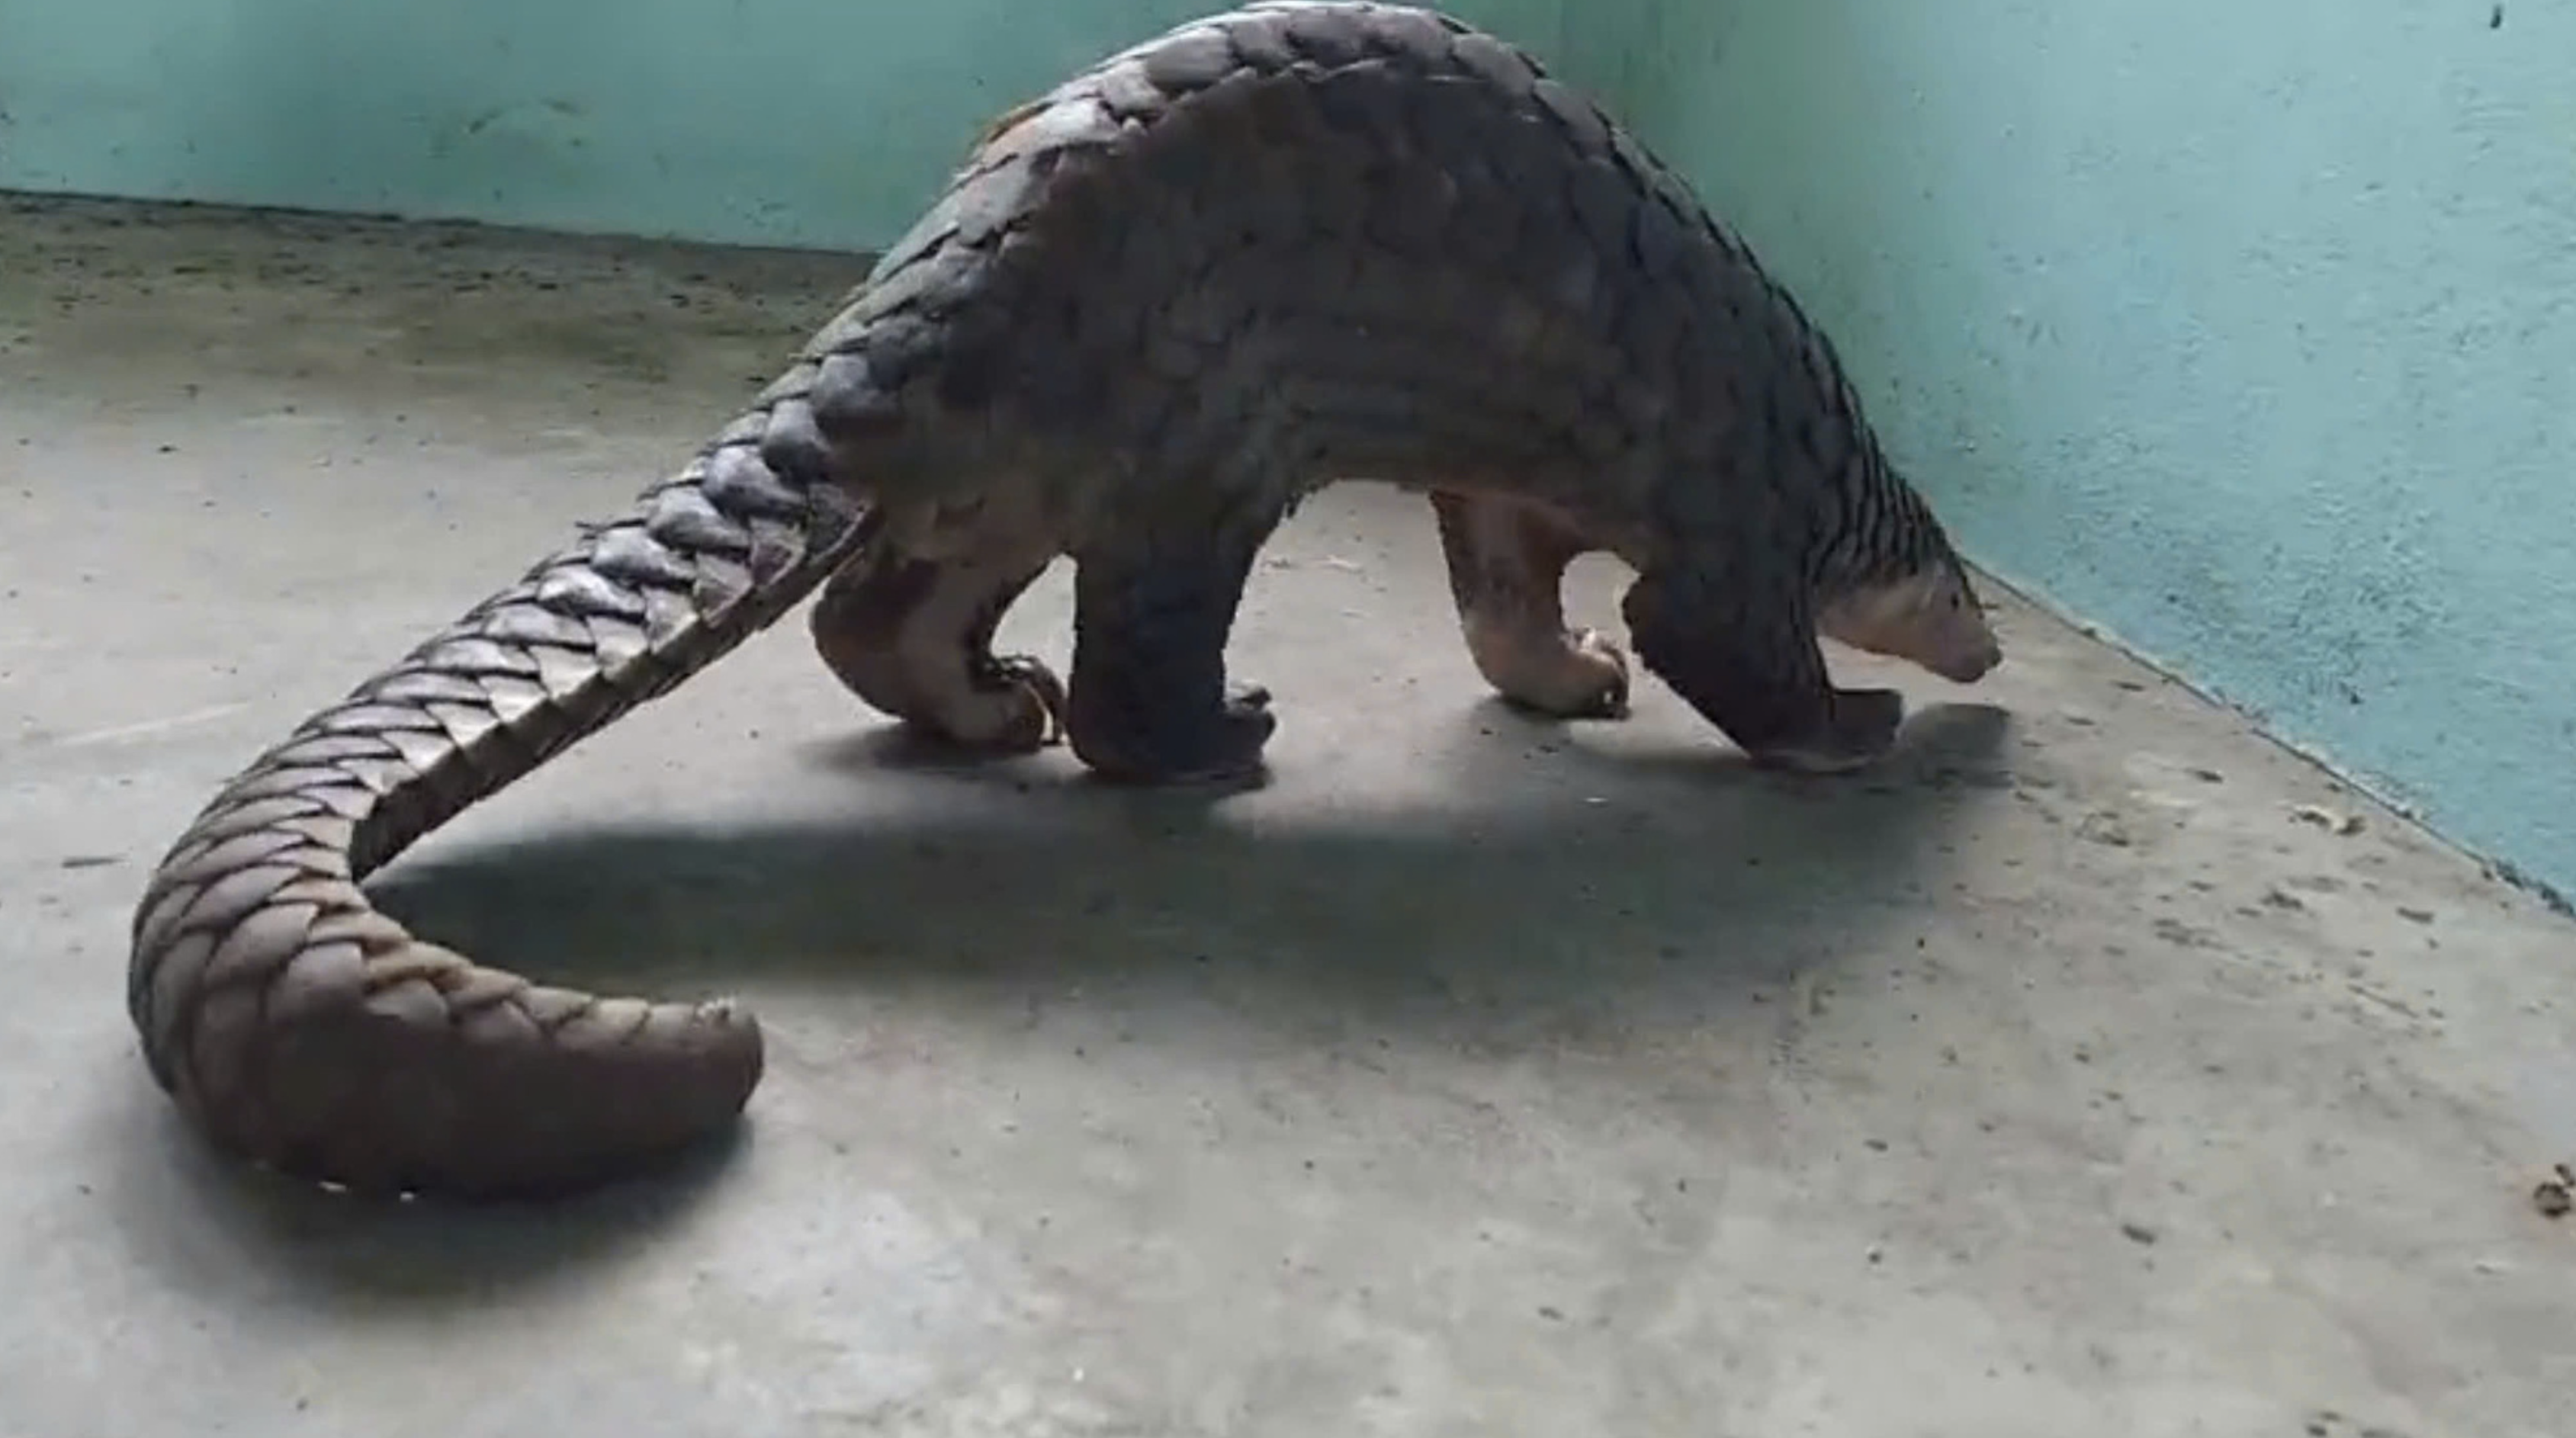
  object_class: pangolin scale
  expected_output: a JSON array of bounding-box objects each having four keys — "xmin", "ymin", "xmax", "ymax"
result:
[{"xmin": 125, "ymin": 2, "xmax": 2003, "ymax": 1199}]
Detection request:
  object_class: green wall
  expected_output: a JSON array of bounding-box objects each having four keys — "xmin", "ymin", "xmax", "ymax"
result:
[
  {"xmin": 0, "ymin": 0, "xmax": 1564, "ymax": 251},
  {"xmin": 5, "ymin": 0, "xmax": 2569, "ymax": 901},
  {"xmin": 1619, "ymin": 1, "xmax": 2576, "ymax": 904}
]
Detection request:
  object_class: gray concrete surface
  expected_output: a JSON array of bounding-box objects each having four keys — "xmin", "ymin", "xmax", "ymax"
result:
[{"xmin": 3, "ymin": 194, "xmax": 2572, "ymax": 1438}]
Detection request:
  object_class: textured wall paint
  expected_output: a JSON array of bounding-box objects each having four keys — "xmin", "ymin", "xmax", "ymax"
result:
[
  {"xmin": 1620, "ymin": 1, "xmax": 2576, "ymax": 901},
  {"xmin": 0, "ymin": 0, "xmax": 1568, "ymax": 250}
]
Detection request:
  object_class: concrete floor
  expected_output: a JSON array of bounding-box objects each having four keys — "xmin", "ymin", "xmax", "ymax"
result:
[{"xmin": 3, "ymin": 193, "xmax": 2572, "ymax": 1437}]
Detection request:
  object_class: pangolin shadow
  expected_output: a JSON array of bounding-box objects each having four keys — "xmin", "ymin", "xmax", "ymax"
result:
[
  {"xmin": 97, "ymin": 1083, "xmax": 745, "ymax": 1308},
  {"xmin": 370, "ymin": 697, "xmax": 2016, "ymax": 1019}
]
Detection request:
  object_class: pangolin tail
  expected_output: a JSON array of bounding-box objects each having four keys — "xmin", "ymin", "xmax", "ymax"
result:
[{"xmin": 126, "ymin": 361, "xmax": 878, "ymax": 1200}]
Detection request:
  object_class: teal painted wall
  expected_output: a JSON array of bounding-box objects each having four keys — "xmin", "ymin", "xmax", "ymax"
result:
[
  {"xmin": 1617, "ymin": 1, "xmax": 2576, "ymax": 903},
  {"xmin": 0, "ymin": 0, "xmax": 1567, "ymax": 251}
]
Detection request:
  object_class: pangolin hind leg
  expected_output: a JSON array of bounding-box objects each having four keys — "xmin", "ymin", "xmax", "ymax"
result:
[
  {"xmin": 808, "ymin": 534, "xmax": 1065, "ymax": 754},
  {"xmin": 1062, "ymin": 519, "xmax": 1280, "ymax": 785},
  {"xmin": 1430, "ymin": 491, "xmax": 1631, "ymax": 719},
  {"xmin": 1620, "ymin": 562, "xmax": 1906, "ymax": 773}
]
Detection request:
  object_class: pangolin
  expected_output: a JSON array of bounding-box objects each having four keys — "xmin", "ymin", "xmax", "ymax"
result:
[{"xmin": 124, "ymin": 1, "xmax": 2003, "ymax": 1200}]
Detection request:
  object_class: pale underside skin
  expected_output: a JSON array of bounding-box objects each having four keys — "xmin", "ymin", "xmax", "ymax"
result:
[
  {"xmin": 121, "ymin": 1, "xmax": 2006, "ymax": 1202},
  {"xmin": 1816, "ymin": 563, "xmax": 2005, "ymax": 687}
]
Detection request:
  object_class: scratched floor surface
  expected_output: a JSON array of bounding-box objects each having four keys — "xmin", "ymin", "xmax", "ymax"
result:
[{"xmin": 3, "ymin": 194, "xmax": 2572, "ymax": 1437}]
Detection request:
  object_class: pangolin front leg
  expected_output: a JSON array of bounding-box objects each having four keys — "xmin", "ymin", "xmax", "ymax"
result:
[
  {"xmin": 1062, "ymin": 520, "xmax": 1279, "ymax": 786},
  {"xmin": 1621, "ymin": 562, "xmax": 1905, "ymax": 774},
  {"xmin": 808, "ymin": 537, "xmax": 1065, "ymax": 754},
  {"xmin": 1431, "ymin": 491, "xmax": 1631, "ymax": 719}
]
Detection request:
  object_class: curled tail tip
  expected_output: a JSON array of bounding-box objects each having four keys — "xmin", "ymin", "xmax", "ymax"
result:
[{"xmin": 140, "ymin": 941, "xmax": 770, "ymax": 1200}]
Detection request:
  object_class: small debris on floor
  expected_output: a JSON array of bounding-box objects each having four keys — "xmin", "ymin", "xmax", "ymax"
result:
[
  {"xmin": 2533, "ymin": 1164, "xmax": 2573, "ymax": 1219},
  {"xmin": 2289, "ymin": 804, "xmax": 2367, "ymax": 836},
  {"xmin": 2077, "ymin": 810, "xmax": 2133, "ymax": 847}
]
